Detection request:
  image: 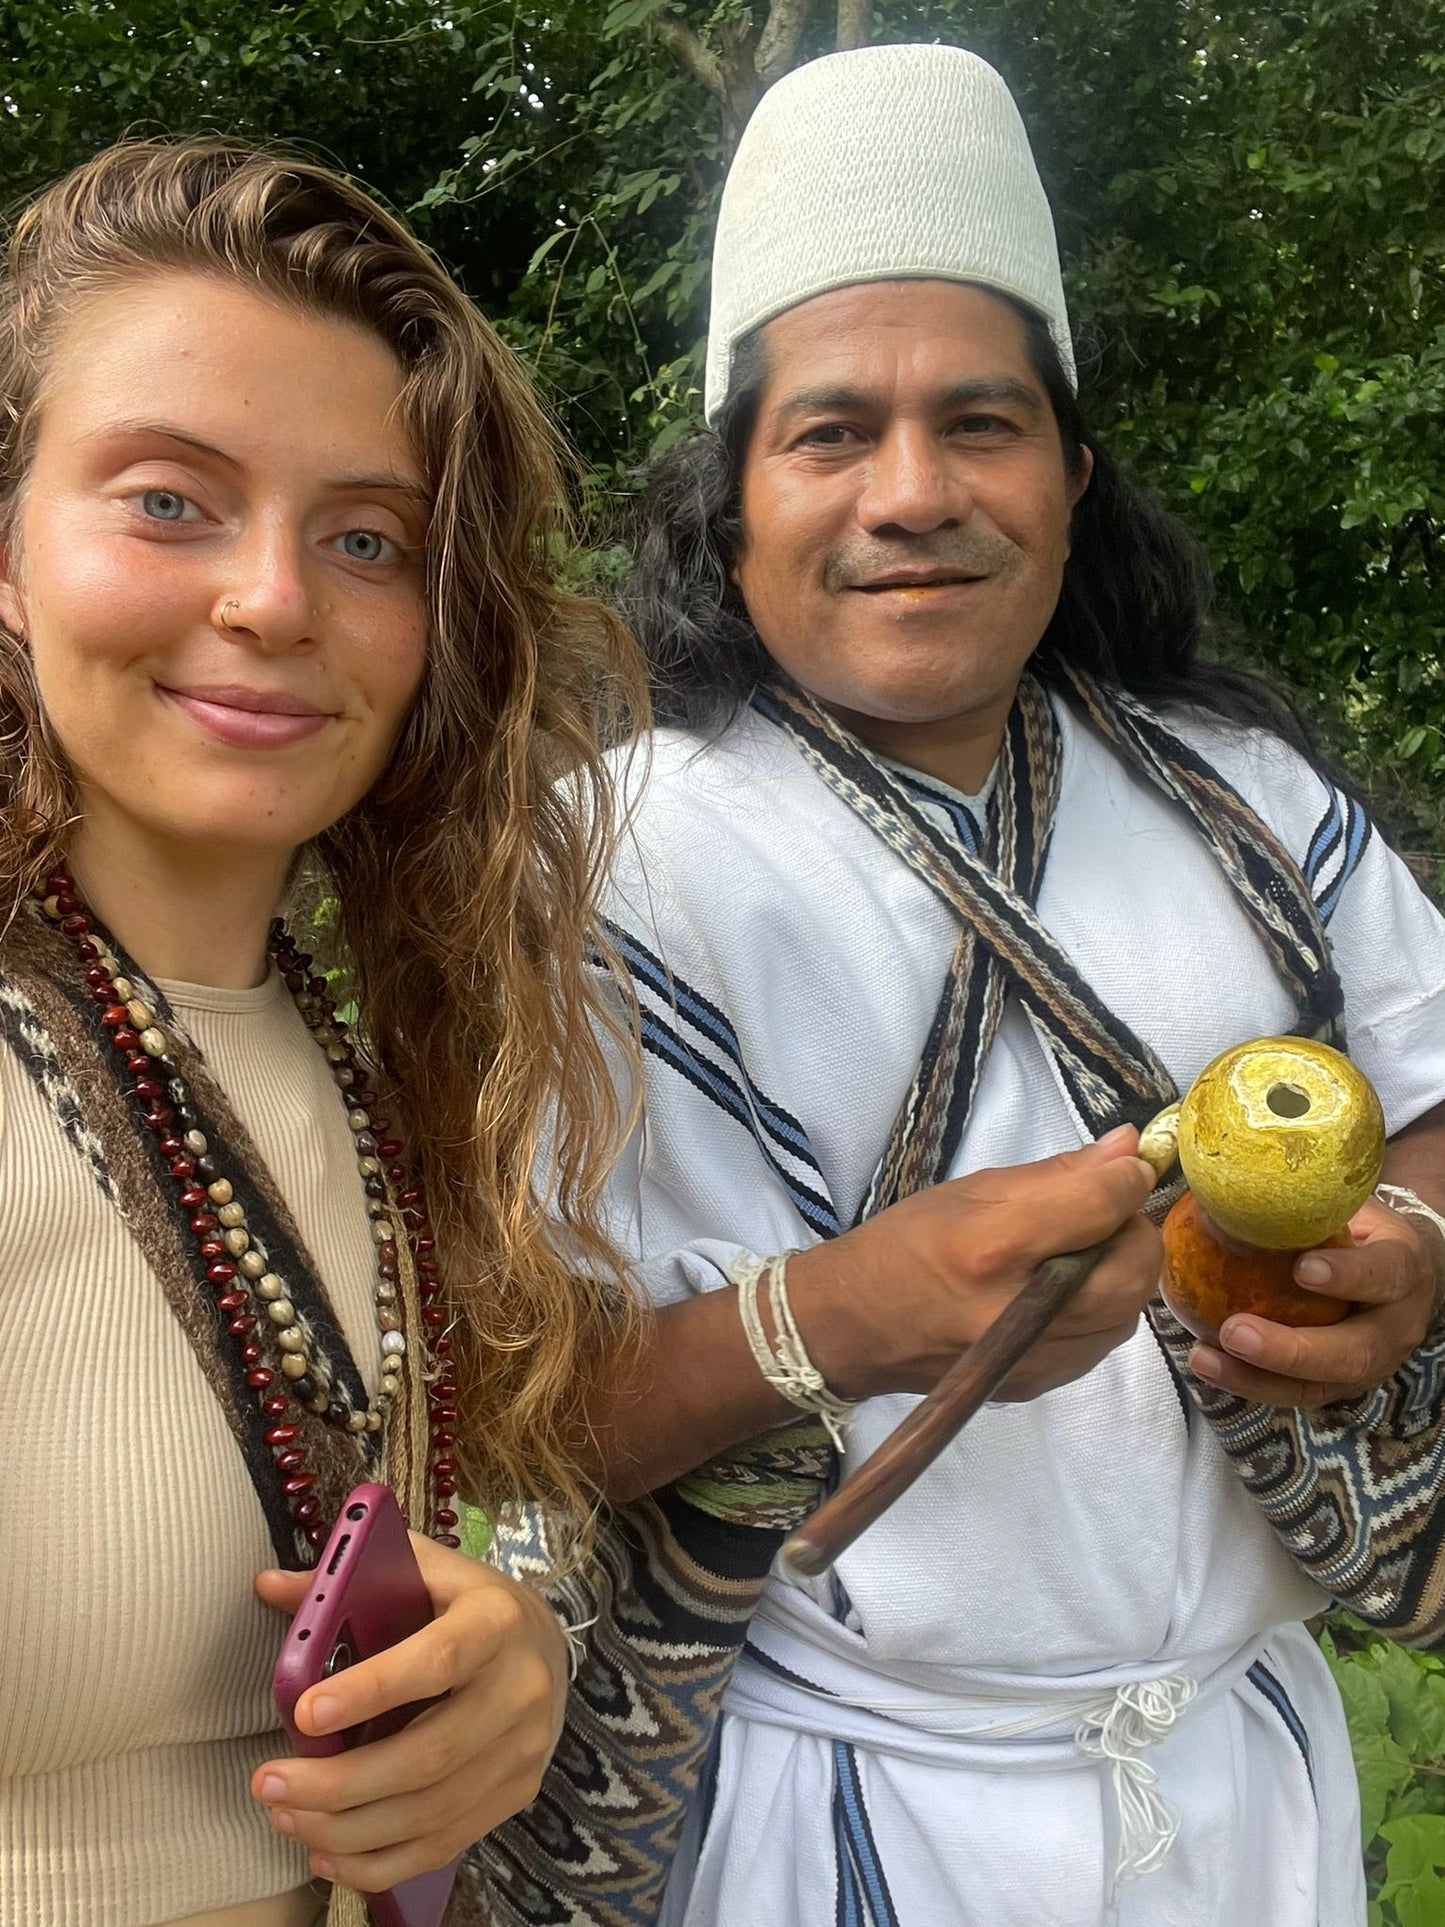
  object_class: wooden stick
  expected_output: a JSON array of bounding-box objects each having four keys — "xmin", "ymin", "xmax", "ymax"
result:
[{"xmin": 781, "ymin": 1240, "xmax": 1111, "ymax": 1576}]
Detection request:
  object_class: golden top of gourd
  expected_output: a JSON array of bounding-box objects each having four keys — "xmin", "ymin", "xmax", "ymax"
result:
[{"xmin": 1173, "ymin": 1037, "xmax": 1385, "ymax": 1249}]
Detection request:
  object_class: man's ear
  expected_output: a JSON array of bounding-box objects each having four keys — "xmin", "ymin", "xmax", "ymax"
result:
[
  {"xmin": 1062, "ymin": 446, "xmax": 1093, "ymax": 563},
  {"xmin": 1066, "ymin": 444, "xmax": 1094, "ymax": 512}
]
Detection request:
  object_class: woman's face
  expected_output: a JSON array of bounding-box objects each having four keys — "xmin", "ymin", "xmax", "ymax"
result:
[{"xmin": 0, "ymin": 272, "xmax": 430, "ymax": 866}]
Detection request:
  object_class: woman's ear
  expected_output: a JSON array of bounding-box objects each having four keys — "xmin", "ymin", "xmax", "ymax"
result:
[{"xmin": 0, "ymin": 543, "xmax": 26, "ymax": 640}]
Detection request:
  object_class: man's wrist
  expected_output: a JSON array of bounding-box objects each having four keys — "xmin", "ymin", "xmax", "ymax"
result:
[
  {"xmin": 1376, "ymin": 1183, "xmax": 1445, "ymax": 1323},
  {"xmin": 780, "ymin": 1239, "xmax": 880, "ymax": 1403}
]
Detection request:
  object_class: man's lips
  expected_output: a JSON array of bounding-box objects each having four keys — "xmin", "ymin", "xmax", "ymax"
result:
[
  {"xmin": 159, "ymin": 683, "xmax": 336, "ymax": 749},
  {"xmin": 851, "ymin": 571, "xmax": 988, "ymax": 592}
]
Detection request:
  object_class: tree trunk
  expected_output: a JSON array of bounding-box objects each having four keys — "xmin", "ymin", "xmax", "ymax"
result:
[{"xmin": 650, "ymin": 0, "xmax": 873, "ymax": 150}]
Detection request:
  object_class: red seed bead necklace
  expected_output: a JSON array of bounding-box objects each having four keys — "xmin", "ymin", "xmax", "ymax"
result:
[{"xmin": 41, "ymin": 875, "xmax": 462, "ymax": 1552}]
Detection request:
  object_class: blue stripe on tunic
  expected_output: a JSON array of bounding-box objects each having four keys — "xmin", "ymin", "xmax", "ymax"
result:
[
  {"xmin": 832, "ymin": 1740, "xmax": 900, "ymax": 1927},
  {"xmin": 1247, "ymin": 1658, "xmax": 1315, "ymax": 1796}
]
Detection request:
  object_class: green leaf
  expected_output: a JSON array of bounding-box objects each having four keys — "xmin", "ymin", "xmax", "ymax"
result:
[{"xmin": 527, "ymin": 227, "xmax": 573, "ymax": 275}]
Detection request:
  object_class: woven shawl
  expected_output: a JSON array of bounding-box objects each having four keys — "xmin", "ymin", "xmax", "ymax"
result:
[
  {"xmin": 0, "ymin": 906, "xmax": 487, "ymax": 1927},
  {"xmin": 478, "ymin": 670, "xmax": 1445, "ymax": 1927},
  {"xmin": 753, "ymin": 666, "xmax": 1345, "ymax": 1214}
]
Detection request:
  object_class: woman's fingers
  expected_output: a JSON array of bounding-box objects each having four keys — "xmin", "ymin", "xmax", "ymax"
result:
[
  {"xmin": 289, "ymin": 1554, "xmax": 535, "ymax": 1741},
  {"xmin": 255, "ymin": 1566, "xmax": 312, "ymax": 1613},
  {"xmin": 257, "ymin": 1628, "xmax": 555, "ymax": 1810},
  {"xmin": 253, "ymin": 1546, "xmax": 566, "ymax": 1882},
  {"xmin": 266, "ymin": 1708, "xmax": 546, "ymax": 1861}
]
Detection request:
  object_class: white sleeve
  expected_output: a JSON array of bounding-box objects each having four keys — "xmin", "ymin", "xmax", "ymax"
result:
[
  {"xmin": 1172, "ymin": 714, "xmax": 1445, "ymax": 1135},
  {"xmin": 1327, "ymin": 825, "xmax": 1445, "ymax": 1133}
]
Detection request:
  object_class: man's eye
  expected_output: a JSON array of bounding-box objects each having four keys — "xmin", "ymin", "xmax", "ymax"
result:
[
  {"xmin": 141, "ymin": 488, "xmax": 193, "ymax": 522},
  {"xmin": 798, "ymin": 424, "xmax": 856, "ymax": 448},
  {"xmin": 337, "ymin": 528, "xmax": 394, "ymax": 563},
  {"xmin": 956, "ymin": 415, "xmax": 1015, "ymax": 436}
]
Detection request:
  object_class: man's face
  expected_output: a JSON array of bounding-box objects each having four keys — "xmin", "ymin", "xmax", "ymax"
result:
[{"xmin": 734, "ymin": 281, "xmax": 1091, "ymax": 739}]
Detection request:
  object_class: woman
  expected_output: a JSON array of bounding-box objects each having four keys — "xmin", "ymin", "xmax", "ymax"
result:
[{"xmin": 0, "ymin": 139, "xmax": 642, "ymax": 1927}]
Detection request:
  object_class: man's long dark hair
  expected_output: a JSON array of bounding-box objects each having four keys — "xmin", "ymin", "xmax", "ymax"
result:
[{"xmin": 626, "ymin": 298, "xmax": 1316, "ymax": 756}]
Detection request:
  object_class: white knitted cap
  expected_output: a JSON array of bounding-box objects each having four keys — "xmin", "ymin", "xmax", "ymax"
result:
[{"xmin": 704, "ymin": 43, "xmax": 1074, "ymax": 422}]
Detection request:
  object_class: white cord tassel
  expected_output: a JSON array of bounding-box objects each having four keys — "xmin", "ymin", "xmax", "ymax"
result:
[{"xmin": 1075, "ymin": 1674, "xmax": 1197, "ymax": 1895}]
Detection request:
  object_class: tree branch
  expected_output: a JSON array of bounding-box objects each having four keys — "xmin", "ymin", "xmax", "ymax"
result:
[
  {"xmin": 755, "ymin": 0, "xmax": 815, "ymax": 84},
  {"xmin": 835, "ymin": 0, "xmax": 872, "ymax": 50},
  {"xmin": 652, "ymin": 17, "xmax": 725, "ymax": 100}
]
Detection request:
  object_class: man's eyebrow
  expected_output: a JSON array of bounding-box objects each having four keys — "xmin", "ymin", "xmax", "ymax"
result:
[
  {"xmin": 771, "ymin": 378, "xmax": 1045, "ymax": 420},
  {"xmin": 86, "ymin": 419, "xmax": 430, "ymax": 502}
]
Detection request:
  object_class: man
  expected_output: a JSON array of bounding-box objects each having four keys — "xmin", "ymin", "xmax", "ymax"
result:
[{"xmin": 492, "ymin": 42, "xmax": 1445, "ymax": 1927}]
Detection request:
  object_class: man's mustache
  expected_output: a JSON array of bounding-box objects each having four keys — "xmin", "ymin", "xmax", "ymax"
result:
[{"xmin": 823, "ymin": 535, "xmax": 1019, "ymax": 592}]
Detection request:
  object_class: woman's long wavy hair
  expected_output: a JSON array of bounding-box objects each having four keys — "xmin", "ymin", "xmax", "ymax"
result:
[
  {"xmin": 0, "ymin": 138, "xmax": 646, "ymax": 1534},
  {"xmin": 628, "ymin": 298, "xmax": 1319, "ymax": 759}
]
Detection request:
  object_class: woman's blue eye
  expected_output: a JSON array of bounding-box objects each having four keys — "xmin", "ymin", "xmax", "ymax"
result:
[
  {"xmin": 142, "ymin": 488, "xmax": 188, "ymax": 522},
  {"xmin": 340, "ymin": 529, "xmax": 387, "ymax": 562}
]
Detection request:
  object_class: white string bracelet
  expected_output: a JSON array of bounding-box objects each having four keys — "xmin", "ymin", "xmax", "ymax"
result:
[
  {"xmin": 734, "ymin": 1251, "xmax": 857, "ymax": 1451},
  {"xmin": 1376, "ymin": 1185, "xmax": 1445, "ymax": 1316},
  {"xmin": 1376, "ymin": 1183, "xmax": 1445, "ymax": 1247}
]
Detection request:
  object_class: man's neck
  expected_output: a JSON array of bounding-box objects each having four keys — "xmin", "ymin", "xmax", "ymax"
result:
[
  {"xmin": 825, "ymin": 690, "xmax": 1014, "ymax": 795},
  {"xmin": 67, "ymin": 810, "xmax": 292, "ymax": 990}
]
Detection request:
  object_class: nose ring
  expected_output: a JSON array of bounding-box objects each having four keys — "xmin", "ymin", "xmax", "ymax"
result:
[{"xmin": 219, "ymin": 599, "xmax": 242, "ymax": 632}]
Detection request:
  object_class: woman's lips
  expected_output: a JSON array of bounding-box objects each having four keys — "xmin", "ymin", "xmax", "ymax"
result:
[{"xmin": 161, "ymin": 686, "xmax": 334, "ymax": 749}]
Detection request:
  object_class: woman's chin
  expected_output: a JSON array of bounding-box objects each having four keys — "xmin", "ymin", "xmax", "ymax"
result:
[{"xmin": 84, "ymin": 784, "xmax": 361, "ymax": 865}]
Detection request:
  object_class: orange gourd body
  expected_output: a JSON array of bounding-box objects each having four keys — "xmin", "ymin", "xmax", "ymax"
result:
[{"xmin": 1160, "ymin": 1191, "xmax": 1351, "ymax": 1345}]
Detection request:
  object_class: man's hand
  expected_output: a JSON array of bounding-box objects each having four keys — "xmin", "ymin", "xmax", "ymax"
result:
[
  {"xmin": 1188, "ymin": 1196, "xmax": 1445, "ymax": 1409},
  {"xmin": 790, "ymin": 1123, "xmax": 1162, "ymax": 1402},
  {"xmin": 590, "ymin": 1126, "xmax": 1161, "ymax": 1500}
]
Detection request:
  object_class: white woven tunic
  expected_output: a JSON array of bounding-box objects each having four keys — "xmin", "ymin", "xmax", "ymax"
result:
[{"xmin": 602, "ymin": 697, "xmax": 1445, "ymax": 1927}]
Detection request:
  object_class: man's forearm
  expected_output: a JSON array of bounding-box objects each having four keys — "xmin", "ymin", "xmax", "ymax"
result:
[
  {"xmin": 583, "ymin": 1283, "xmax": 799, "ymax": 1504},
  {"xmin": 1379, "ymin": 1099, "xmax": 1445, "ymax": 1298},
  {"xmin": 1381, "ymin": 1100, "xmax": 1445, "ymax": 1203}
]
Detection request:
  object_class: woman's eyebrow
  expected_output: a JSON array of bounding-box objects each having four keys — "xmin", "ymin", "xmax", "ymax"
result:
[
  {"xmin": 85, "ymin": 419, "xmax": 239, "ymax": 466},
  {"xmin": 326, "ymin": 471, "xmax": 431, "ymax": 504},
  {"xmin": 82, "ymin": 419, "xmax": 429, "ymax": 501}
]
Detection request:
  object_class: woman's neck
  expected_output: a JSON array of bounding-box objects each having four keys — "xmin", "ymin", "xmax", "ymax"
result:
[{"xmin": 66, "ymin": 812, "xmax": 293, "ymax": 990}]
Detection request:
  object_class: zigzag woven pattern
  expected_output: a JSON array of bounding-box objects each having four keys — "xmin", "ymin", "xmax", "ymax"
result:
[{"xmin": 477, "ymin": 1427, "xmax": 833, "ymax": 1925}]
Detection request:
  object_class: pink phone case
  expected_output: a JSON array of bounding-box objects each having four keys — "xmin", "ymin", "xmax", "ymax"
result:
[{"xmin": 273, "ymin": 1484, "xmax": 461, "ymax": 1927}]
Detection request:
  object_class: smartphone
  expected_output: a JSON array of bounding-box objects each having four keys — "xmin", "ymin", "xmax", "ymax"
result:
[{"xmin": 273, "ymin": 1483, "xmax": 461, "ymax": 1927}]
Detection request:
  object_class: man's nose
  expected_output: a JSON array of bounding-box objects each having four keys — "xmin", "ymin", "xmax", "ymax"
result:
[{"xmin": 856, "ymin": 425, "xmax": 969, "ymax": 535}]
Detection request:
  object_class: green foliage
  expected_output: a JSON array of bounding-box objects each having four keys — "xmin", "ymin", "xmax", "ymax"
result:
[
  {"xmin": 3, "ymin": 14, "xmax": 1443, "ymax": 1898},
  {"xmin": 1324, "ymin": 1620, "xmax": 1445, "ymax": 1921},
  {"xmin": 421, "ymin": 0, "xmax": 1445, "ymax": 875},
  {"xmin": 7, "ymin": 3, "xmax": 1439, "ymax": 875}
]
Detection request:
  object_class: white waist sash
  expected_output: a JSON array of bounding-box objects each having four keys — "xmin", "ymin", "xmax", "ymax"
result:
[{"xmin": 727, "ymin": 1589, "xmax": 1267, "ymax": 1895}]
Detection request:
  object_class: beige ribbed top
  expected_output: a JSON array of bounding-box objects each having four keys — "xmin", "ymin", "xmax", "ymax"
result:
[{"xmin": 0, "ymin": 971, "xmax": 384, "ymax": 1926}]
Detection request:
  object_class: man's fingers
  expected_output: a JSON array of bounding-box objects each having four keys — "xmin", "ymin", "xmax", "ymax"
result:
[
  {"xmin": 1059, "ymin": 1215, "xmax": 1162, "ymax": 1328},
  {"xmin": 1019, "ymin": 1141, "xmax": 1158, "ymax": 1265},
  {"xmin": 1292, "ymin": 1228, "xmax": 1422, "ymax": 1307},
  {"xmin": 1208, "ymin": 1303, "xmax": 1402, "ymax": 1402},
  {"xmin": 1189, "ymin": 1343, "xmax": 1325, "ymax": 1408}
]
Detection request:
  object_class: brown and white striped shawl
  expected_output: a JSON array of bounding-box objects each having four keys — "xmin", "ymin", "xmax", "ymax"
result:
[
  {"xmin": 477, "ymin": 668, "xmax": 1445, "ymax": 1927},
  {"xmin": 0, "ymin": 906, "xmax": 491, "ymax": 1927}
]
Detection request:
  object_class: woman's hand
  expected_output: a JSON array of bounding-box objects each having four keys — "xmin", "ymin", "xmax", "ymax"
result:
[{"xmin": 252, "ymin": 1532, "xmax": 566, "ymax": 1893}]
